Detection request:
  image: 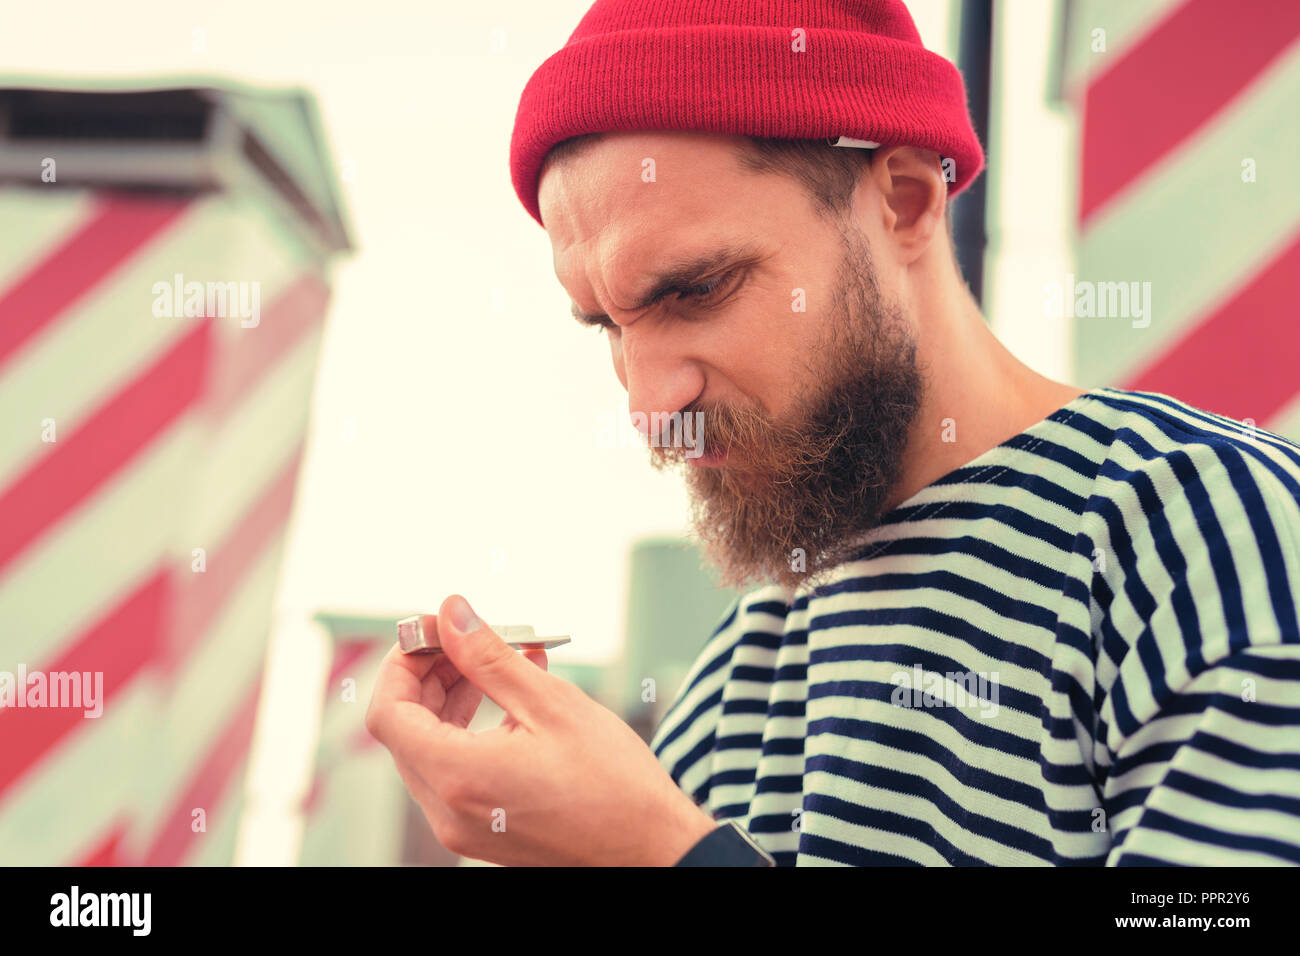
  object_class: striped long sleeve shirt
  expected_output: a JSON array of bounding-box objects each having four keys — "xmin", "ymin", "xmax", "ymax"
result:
[{"xmin": 651, "ymin": 387, "xmax": 1300, "ymax": 866}]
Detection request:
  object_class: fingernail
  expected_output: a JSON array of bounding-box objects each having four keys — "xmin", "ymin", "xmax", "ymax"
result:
[{"xmin": 446, "ymin": 595, "xmax": 483, "ymax": 635}]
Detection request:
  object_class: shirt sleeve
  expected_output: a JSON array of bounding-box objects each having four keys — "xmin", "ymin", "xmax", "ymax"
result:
[
  {"xmin": 1103, "ymin": 646, "xmax": 1300, "ymax": 865},
  {"xmin": 1097, "ymin": 441, "xmax": 1300, "ymax": 865}
]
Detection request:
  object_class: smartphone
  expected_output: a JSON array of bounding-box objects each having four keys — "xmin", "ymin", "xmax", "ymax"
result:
[{"xmin": 396, "ymin": 615, "xmax": 571, "ymax": 654}]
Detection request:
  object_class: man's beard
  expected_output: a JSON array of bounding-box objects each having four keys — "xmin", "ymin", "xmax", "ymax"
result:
[{"xmin": 649, "ymin": 226, "xmax": 924, "ymax": 591}]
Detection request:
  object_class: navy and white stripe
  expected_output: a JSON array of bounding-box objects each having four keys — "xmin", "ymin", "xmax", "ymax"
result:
[{"xmin": 651, "ymin": 387, "xmax": 1300, "ymax": 866}]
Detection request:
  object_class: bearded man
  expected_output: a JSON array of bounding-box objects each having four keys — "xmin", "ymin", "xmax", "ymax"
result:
[{"xmin": 366, "ymin": 0, "xmax": 1300, "ymax": 867}]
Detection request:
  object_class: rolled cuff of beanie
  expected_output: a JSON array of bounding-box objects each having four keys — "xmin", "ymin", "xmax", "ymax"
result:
[{"xmin": 510, "ymin": 25, "xmax": 984, "ymax": 226}]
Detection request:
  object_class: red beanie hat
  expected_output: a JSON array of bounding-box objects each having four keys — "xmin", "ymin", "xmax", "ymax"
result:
[{"xmin": 509, "ymin": 0, "xmax": 985, "ymax": 227}]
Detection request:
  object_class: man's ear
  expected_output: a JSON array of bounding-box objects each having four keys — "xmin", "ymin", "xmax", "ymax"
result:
[{"xmin": 867, "ymin": 145, "xmax": 947, "ymax": 265}]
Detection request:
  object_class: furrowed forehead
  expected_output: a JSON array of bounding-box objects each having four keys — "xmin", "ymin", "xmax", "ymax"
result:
[
  {"xmin": 540, "ymin": 132, "xmax": 608, "ymax": 177},
  {"xmin": 539, "ymin": 130, "xmax": 760, "ymax": 232},
  {"xmin": 540, "ymin": 132, "xmax": 782, "ymax": 309}
]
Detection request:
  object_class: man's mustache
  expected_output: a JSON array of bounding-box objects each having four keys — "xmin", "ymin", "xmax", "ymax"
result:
[
  {"xmin": 648, "ymin": 400, "xmax": 840, "ymax": 476},
  {"xmin": 646, "ymin": 403, "xmax": 757, "ymax": 465}
]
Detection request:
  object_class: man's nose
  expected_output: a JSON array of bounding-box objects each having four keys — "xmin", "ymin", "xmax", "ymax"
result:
[{"xmin": 621, "ymin": 333, "xmax": 703, "ymax": 438}]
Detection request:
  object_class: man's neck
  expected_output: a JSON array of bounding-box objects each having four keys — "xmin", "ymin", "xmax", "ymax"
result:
[{"xmin": 884, "ymin": 296, "xmax": 1086, "ymax": 514}]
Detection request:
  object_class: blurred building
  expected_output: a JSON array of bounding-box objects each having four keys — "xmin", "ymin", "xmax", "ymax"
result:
[
  {"xmin": 0, "ymin": 84, "xmax": 350, "ymax": 864},
  {"xmin": 297, "ymin": 619, "xmax": 407, "ymax": 867},
  {"xmin": 618, "ymin": 537, "xmax": 740, "ymax": 740}
]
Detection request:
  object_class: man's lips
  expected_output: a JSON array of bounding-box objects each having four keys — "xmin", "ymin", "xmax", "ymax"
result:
[{"xmin": 690, "ymin": 447, "xmax": 728, "ymax": 467}]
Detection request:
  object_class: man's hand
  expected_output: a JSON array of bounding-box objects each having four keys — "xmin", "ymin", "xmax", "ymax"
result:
[{"xmin": 365, "ymin": 593, "xmax": 718, "ymax": 865}]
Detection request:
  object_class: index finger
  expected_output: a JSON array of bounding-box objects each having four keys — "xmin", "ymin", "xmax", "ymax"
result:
[
  {"xmin": 368, "ymin": 640, "xmax": 463, "ymax": 744},
  {"xmin": 375, "ymin": 633, "xmax": 439, "ymax": 695}
]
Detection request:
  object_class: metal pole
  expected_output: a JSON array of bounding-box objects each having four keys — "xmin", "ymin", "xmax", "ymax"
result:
[{"xmin": 953, "ymin": 0, "xmax": 994, "ymax": 308}]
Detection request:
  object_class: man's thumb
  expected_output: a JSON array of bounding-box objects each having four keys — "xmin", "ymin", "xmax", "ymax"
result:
[
  {"xmin": 440, "ymin": 594, "xmax": 484, "ymax": 639},
  {"xmin": 437, "ymin": 594, "xmax": 550, "ymax": 725}
]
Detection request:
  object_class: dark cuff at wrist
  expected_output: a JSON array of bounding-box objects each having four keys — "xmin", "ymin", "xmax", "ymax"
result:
[{"xmin": 675, "ymin": 820, "xmax": 777, "ymax": 867}]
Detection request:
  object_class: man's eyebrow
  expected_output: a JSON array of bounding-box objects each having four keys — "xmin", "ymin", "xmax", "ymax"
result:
[{"xmin": 570, "ymin": 244, "xmax": 762, "ymax": 325}]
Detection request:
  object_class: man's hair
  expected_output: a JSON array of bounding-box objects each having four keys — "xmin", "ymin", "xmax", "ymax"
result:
[
  {"xmin": 736, "ymin": 136, "xmax": 877, "ymax": 220},
  {"xmin": 541, "ymin": 132, "xmax": 955, "ymax": 241},
  {"xmin": 737, "ymin": 137, "xmax": 954, "ymax": 231}
]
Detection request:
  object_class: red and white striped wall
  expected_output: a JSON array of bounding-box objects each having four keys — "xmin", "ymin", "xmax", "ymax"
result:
[
  {"xmin": 1068, "ymin": 0, "xmax": 1300, "ymax": 437},
  {"xmin": 0, "ymin": 187, "xmax": 333, "ymax": 866}
]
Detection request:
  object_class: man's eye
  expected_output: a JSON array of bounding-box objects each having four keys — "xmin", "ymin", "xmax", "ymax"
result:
[
  {"xmin": 682, "ymin": 277, "xmax": 724, "ymax": 298},
  {"xmin": 676, "ymin": 269, "xmax": 741, "ymax": 306},
  {"xmin": 578, "ymin": 269, "xmax": 742, "ymax": 332}
]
